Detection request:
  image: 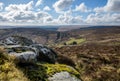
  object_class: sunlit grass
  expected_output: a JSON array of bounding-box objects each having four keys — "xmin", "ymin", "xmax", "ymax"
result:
[
  {"xmin": 41, "ymin": 63, "xmax": 80, "ymax": 78},
  {"xmin": 0, "ymin": 47, "xmax": 28, "ymax": 81},
  {"xmin": 66, "ymin": 38, "xmax": 86, "ymax": 45}
]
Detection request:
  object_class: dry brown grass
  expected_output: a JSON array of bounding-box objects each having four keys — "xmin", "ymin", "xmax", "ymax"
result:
[
  {"xmin": 0, "ymin": 47, "xmax": 29, "ymax": 81},
  {"xmin": 54, "ymin": 43, "xmax": 120, "ymax": 81}
]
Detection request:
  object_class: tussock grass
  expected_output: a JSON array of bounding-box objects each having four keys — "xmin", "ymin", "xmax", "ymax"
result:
[
  {"xmin": 0, "ymin": 47, "xmax": 81, "ymax": 81},
  {"xmin": 0, "ymin": 47, "xmax": 29, "ymax": 81},
  {"xmin": 54, "ymin": 43, "xmax": 120, "ymax": 81}
]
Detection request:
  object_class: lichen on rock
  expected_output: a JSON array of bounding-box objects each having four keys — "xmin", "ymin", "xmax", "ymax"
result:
[
  {"xmin": 0, "ymin": 36, "xmax": 82, "ymax": 81},
  {"xmin": 48, "ymin": 71, "xmax": 81, "ymax": 81}
]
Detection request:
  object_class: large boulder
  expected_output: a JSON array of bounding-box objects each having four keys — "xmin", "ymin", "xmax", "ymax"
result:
[
  {"xmin": 5, "ymin": 45, "xmax": 57, "ymax": 63},
  {"xmin": 5, "ymin": 46, "xmax": 37, "ymax": 63},
  {"xmin": 10, "ymin": 51, "xmax": 37, "ymax": 63},
  {"xmin": 2, "ymin": 36, "xmax": 57, "ymax": 63},
  {"xmin": 30, "ymin": 44, "xmax": 57, "ymax": 63}
]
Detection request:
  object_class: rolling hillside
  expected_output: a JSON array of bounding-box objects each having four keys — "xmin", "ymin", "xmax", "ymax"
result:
[
  {"xmin": 0, "ymin": 26, "xmax": 120, "ymax": 46},
  {"xmin": 0, "ymin": 28, "xmax": 58, "ymax": 44},
  {"xmin": 0, "ymin": 25, "xmax": 120, "ymax": 81},
  {"xmin": 58, "ymin": 26, "xmax": 120, "ymax": 46}
]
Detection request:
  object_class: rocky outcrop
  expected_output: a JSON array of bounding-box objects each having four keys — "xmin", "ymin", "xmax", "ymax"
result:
[
  {"xmin": 30, "ymin": 44, "xmax": 57, "ymax": 63},
  {"xmin": 9, "ymin": 51, "xmax": 37, "ymax": 63},
  {"xmin": 0, "ymin": 36, "xmax": 82, "ymax": 81},
  {"xmin": 21, "ymin": 63, "xmax": 81, "ymax": 81},
  {"xmin": 1, "ymin": 36, "xmax": 57, "ymax": 63},
  {"xmin": 48, "ymin": 71, "xmax": 81, "ymax": 81},
  {"xmin": 1, "ymin": 36, "xmax": 34, "ymax": 46}
]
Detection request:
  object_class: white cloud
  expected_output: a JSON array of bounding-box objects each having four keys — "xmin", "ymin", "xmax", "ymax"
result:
[
  {"xmin": 13, "ymin": 11, "xmax": 35, "ymax": 21},
  {"xmin": 35, "ymin": 0, "xmax": 42, "ymax": 7},
  {"xmin": 94, "ymin": 0, "xmax": 120, "ymax": 12},
  {"xmin": 3, "ymin": 11, "xmax": 35, "ymax": 23},
  {"xmin": 94, "ymin": 7, "xmax": 103, "ymax": 12},
  {"xmin": 43, "ymin": 6, "xmax": 51, "ymax": 11},
  {"xmin": 92, "ymin": 0, "xmax": 120, "ymax": 25},
  {"xmin": 43, "ymin": 16, "xmax": 53, "ymax": 23},
  {"xmin": 56, "ymin": 10, "xmax": 84, "ymax": 24},
  {"xmin": 58, "ymin": 14, "xmax": 72, "ymax": 24},
  {"xmin": 3, "ymin": 10, "xmax": 54, "ymax": 24},
  {"xmin": 53, "ymin": 0, "xmax": 74, "ymax": 13},
  {"xmin": 0, "ymin": 13, "xmax": 7, "ymax": 21},
  {"xmin": 0, "ymin": 2, "xmax": 4, "ymax": 11},
  {"xmin": 35, "ymin": 11, "xmax": 53, "ymax": 24},
  {"xmin": 36, "ymin": 11, "xmax": 50, "ymax": 19},
  {"xmin": 5, "ymin": 1, "xmax": 33, "ymax": 11},
  {"xmin": 86, "ymin": 13, "xmax": 120, "ymax": 24},
  {"xmin": 0, "ymin": 0, "xmax": 119, "ymax": 25},
  {"xmin": 8, "ymin": 11, "xmax": 53, "ymax": 23},
  {"xmin": 1, "ymin": 1, "xmax": 54, "ymax": 24},
  {"xmin": 75, "ymin": 3, "xmax": 90, "ymax": 12},
  {"xmin": 71, "ymin": 16, "xmax": 84, "ymax": 24},
  {"xmin": 57, "ymin": 10, "xmax": 73, "ymax": 24}
]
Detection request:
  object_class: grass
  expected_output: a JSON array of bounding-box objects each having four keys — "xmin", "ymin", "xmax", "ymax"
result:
[
  {"xmin": 0, "ymin": 48, "xmax": 28, "ymax": 81},
  {"xmin": 0, "ymin": 62, "xmax": 28, "ymax": 81},
  {"xmin": 41, "ymin": 63, "xmax": 80, "ymax": 78},
  {"xmin": 51, "ymin": 38, "xmax": 86, "ymax": 48},
  {"xmin": 18, "ymin": 63, "xmax": 81, "ymax": 81},
  {"xmin": 54, "ymin": 43, "xmax": 120, "ymax": 81},
  {"xmin": 66, "ymin": 38, "xmax": 86, "ymax": 45},
  {"xmin": 0, "ymin": 47, "xmax": 81, "ymax": 81}
]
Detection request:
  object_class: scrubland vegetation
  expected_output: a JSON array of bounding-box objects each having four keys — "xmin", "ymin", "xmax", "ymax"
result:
[
  {"xmin": 0, "ymin": 48, "xmax": 28, "ymax": 81},
  {"xmin": 54, "ymin": 43, "xmax": 120, "ymax": 81},
  {"xmin": 0, "ymin": 47, "xmax": 81, "ymax": 81},
  {"xmin": 0, "ymin": 26, "xmax": 120, "ymax": 81}
]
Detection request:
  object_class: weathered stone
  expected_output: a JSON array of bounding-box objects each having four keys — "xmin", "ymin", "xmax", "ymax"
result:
[
  {"xmin": 1, "ymin": 36, "xmax": 34, "ymax": 46},
  {"xmin": 1, "ymin": 36, "xmax": 57, "ymax": 63},
  {"xmin": 30, "ymin": 44, "xmax": 57, "ymax": 63},
  {"xmin": 9, "ymin": 51, "xmax": 37, "ymax": 63},
  {"xmin": 48, "ymin": 71, "xmax": 81, "ymax": 81}
]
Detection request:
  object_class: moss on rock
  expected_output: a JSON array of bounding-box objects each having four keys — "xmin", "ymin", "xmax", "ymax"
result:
[
  {"xmin": 42, "ymin": 64, "xmax": 80, "ymax": 78},
  {"xmin": 19, "ymin": 63, "xmax": 81, "ymax": 81},
  {"xmin": 0, "ymin": 47, "xmax": 81, "ymax": 81}
]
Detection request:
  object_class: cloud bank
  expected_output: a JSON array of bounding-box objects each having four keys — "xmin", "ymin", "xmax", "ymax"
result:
[{"xmin": 0, "ymin": 0, "xmax": 119, "ymax": 25}]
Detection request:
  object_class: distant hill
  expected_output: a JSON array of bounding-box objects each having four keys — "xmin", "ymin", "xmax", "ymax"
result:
[
  {"xmin": 0, "ymin": 28, "xmax": 58, "ymax": 44},
  {"xmin": 0, "ymin": 26, "xmax": 120, "ymax": 45},
  {"xmin": 67, "ymin": 26, "xmax": 120, "ymax": 44}
]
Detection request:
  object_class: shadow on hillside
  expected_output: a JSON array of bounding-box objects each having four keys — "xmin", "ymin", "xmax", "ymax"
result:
[
  {"xmin": 17, "ymin": 63, "xmax": 48, "ymax": 81},
  {"xmin": 57, "ymin": 54, "xmax": 76, "ymax": 68}
]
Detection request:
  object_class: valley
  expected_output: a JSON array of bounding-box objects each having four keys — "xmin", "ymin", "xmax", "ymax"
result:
[
  {"xmin": 0, "ymin": 25, "xmax": 120, "ymax": 81},
  {"xmin": 0, "ymin": 26, "xmax": 120, "ymax": 46}
]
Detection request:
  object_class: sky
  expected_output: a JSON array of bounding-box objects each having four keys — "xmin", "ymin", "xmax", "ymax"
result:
[{"xmin": 0, "ymin": 0, "xmax": 119, "ymax": 26}]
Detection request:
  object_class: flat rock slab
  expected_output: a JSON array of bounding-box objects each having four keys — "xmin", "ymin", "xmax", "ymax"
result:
[{"xmin": 48, "ymin": 71, "xmax": 81, "ymax": 81}]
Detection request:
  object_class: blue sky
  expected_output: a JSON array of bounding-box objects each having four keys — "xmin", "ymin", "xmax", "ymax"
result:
[
  {"xmin": 0, "ymin": 0, "xmax": 119, "ymax": 26},
  {"xmin": 0, "ymin": 0, "xmax": 107, "ymax": 8}
]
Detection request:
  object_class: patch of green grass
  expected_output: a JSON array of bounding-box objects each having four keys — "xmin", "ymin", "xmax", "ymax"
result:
[
  {"xmin": 42, "ymin": 63, "xmax": 80, "ymax": 78},
  {"xmin": 52, "ymin": 38, "xmax": 86, "ymax": 47},
  {"xmin": 66, "ymin": 38, "xmax": 86, "ymax": 45},
  {"xmin": 0, "ymin": 47, "xmax": 81, "ymax": 81},
  {"xmin": 21, "ymin": 64, "xmax": 48, "ymax": 81},
  {"xmin": 20, "ymin": 63, "xmax": 81, "ymax": 81}
]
